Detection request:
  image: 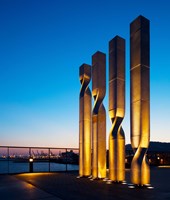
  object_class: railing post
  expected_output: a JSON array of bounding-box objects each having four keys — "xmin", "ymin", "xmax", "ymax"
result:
[
  {"xmin": 7, "ymin": 147, "xmax": 9, "ymax": 174},
  {"xmin": 29, "ymin": 147, "xmax": 33, "ymax": 173},
  {"xmin": 49, "ymin": 148, "xmax": 50, "ymax": 172},
  {"xmin": 66, "ymin": 148, "xmax": 68, "ymax": 172}
]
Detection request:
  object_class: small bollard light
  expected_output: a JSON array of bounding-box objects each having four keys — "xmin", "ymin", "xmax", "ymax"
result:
[
  {"xmin": 29, "ymin": 158, "xmax": 33, "ymax": 162},
  {"xmin": 29, "ymin": 157, "xmax": 33, "ymax": 172}
]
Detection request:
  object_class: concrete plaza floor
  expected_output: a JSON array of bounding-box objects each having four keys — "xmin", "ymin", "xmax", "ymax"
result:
[{"xmin": 0, "ymin": 167, "xmax": 170, "ymax": 200}]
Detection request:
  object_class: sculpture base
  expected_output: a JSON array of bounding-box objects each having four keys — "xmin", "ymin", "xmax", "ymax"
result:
[
  {"xmin": 128, "ymin": 183, "xmax": 154, "ymax": 189},
  {"xmin": 106, "ymin": 180, "xmax": 127, "ymax": 185},
  {"xmin": 90, "ymin": 177, "xmax": 106, "ymax": 181},
  {"xmin": 77, "ymin": 175, "xmax": 91, "ymax": 179}
]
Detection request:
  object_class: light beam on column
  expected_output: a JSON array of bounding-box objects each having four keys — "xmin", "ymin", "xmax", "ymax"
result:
[
  {"xmin": 79, "ymin": 64, "xmax": 92, "ymax": 177},
  {"xmin": 130, "ymin": 15, "xmax": 150, "ymax": 186},
  {"xmin": 92, "ymin": 51, "xmax": 106, "ymax": 179},
  {"xmin": 109, "ymin": 36, "xmax": 125, "ymax": 182}
]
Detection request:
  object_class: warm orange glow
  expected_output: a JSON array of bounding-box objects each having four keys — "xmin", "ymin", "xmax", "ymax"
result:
[
  {"xmin": 108, "ymin": 36, "xmax": 125, "ymax": 182},
  {"xmin": 92, "ymin": 52, "xmax": 106, "ymax": 179},
  {"xmin": 130, "ymin": 16, "xmax": 150, "ymax": 186},
  {"xmin": 92, "ymin": 105, "xmax": 106, "ymax": 179},
  {"xmin": 79, "ymin": 64, "xmax": 92, "ymax": 177}
]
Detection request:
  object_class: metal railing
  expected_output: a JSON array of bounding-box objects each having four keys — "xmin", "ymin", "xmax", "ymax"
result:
[{"xmin": 0, "ymin": 146, "xmax": 79, "ymax": 174}]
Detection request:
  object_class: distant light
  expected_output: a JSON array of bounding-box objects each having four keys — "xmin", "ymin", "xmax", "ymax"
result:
[{"xmin": 158, "ymin": 165, "xmax": 170, "ymax": 168}]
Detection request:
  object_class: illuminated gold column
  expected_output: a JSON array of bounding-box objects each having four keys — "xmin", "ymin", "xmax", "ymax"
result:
[
  {"xmin": 92, "ymin": 51, "xmax": 106, "ymax": 179},
  {"xmin": 109, "ymin": 36, "xmax": 125, "ymax": 182},
  {"xmin": 130, "ymin": 15, "xmax": 150, "ymax": 185},
  {"xmin": 79, "ymin": 64, "xmax": 91, "ymax": 177}
]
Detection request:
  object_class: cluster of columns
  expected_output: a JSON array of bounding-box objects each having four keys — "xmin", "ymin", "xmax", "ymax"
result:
[{"xmin": 79, "ymin": 15, "xmax": 150, "ymax": 186}]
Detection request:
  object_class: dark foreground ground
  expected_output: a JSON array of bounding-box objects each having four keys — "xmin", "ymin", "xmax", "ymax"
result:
[{"xmin": 0, "ymin": 167, "xmax": 170, "ymax": 200}]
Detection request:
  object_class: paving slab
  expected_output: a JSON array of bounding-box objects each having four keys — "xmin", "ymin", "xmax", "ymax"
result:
[
  {"xmin": 0, "ymin": 174, "xmax": 62, "ymax": 200},
  {"xmin": 13, "ymin": 168, "xmax": 170, "ymax": 200},
  {"xmin": 1, "ymin": 168, "xmax": 170, "ymax": 200}
]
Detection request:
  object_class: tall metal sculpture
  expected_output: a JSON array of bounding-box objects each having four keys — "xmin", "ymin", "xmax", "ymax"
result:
[
  {"xmin": 130, "ymin": 15, "xmax": 150, "ymax": 185},
  {"xmin": 92, "ymin": 51, "xmax": 106, "ymax": 179},
  {"xmin": 79, "ymin": 64, "xmax": 92, "ymax": 177},
  {"xmin": 109, "ymin": 36, "xmax": 125, "ymax": 182}
]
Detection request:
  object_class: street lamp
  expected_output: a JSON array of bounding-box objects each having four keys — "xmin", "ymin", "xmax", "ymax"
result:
[{"xmin": 29, "ymin": 157, "xmax": 33, "ymax": 172}]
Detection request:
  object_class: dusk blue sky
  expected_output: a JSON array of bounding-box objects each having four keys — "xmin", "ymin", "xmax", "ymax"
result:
[{"xmin": 0, "ymin": 0, "xmax": 170, "ymax": 148}]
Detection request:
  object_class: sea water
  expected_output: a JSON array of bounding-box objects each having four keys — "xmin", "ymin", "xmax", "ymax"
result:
[{"xmin": 0, "ymin": 160, "xmax": 78, "ymax": 174}]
